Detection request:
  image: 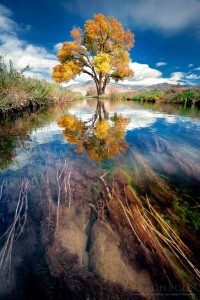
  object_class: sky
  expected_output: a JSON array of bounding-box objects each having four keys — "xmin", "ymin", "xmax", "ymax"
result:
[{"xmin": 0, "ymin": 0, "xmax": 200, "ymax": 86}]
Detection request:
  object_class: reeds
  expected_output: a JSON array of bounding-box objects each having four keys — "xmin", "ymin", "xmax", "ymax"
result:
[
  {"xmin": 43, "ymin": 161, "xmax": 73, "ymax": 232},
  {"xmin": 0, "ymin": 178, "xmax": 29, "ymax": 287},
  {"xmin": 0, "ymin": 56, "xmax": 83, "ymax": 116},
  {"xmin": 99, "ymin": 157, "xmax": 200, "ymax": 296}
]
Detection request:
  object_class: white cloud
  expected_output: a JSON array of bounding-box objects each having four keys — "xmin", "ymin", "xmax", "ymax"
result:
[
  {"xmin": 170, "ymin": 72, "xmax": 186, "ymax": 81},
  {"xmin": 0, "ymin": 4, "xmax": 57, "ymax": 80},
  {"xmin": 156, "ymin": 62, "xmax": 167, "ymax": 67},
  {"xmin": 130, "ymin": 62, "xmax": 162, "ymax": 81},
  {"xmin": 0, "ymin": 4, "xmax": 19, "ymax": 33},
  {"xmin": 54, "ymin": 42, "xmax": 63, "ymax": 52},
  {"xmin": 64, "ymin": 0, "xmax": 200, "ymax": 36},
  {"xmin": 186, "ymin": 74, "xmax": 200, "ymax": 79},
  {"xmin": 118, "ymin": 63, "xmax": 183, "ymax": 86},
  {"xmin": 188, "ymin": 63, "xmax": 194, "ymax": 67},
  {"xmin": 129, "ymin": 0, "xmax": 200, "ymax": 34},
  {"xmin": 194, "ymin": 67, "xmax": 200, "ymax": 71}
]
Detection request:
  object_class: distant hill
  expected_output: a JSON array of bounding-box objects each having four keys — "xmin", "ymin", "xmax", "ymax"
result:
[
  {"xmin": 139, "ymin": 82, "xmax": 174, "ymax": 91},
  {"xmin": 65, "ymin": 81, "xmax": 179, "ymax": 95}
]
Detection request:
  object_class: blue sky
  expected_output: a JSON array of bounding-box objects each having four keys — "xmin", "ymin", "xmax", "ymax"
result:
[{"xmin": 0, "ymin": 0, "xmax": 200, "ymax": 86}]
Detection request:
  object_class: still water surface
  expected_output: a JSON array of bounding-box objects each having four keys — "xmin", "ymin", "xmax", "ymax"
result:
[{"xmin": 0, "ymin": 99, "xmax": 200, "ymax": 299}]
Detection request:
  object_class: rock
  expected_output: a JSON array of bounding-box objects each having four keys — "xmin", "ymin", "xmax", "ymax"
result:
[
  {"xmin": 57, "ymin": 205, "xmax": 91, "ymax": 268},
  {"xmin": 89, "ymin": 220, "xmax": 155, "ymax": 300}
]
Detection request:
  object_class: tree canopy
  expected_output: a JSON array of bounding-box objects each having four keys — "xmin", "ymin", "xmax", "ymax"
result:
[{"xmin": 52, "ymin": 14, "xmax": 134, "ymax": 95}]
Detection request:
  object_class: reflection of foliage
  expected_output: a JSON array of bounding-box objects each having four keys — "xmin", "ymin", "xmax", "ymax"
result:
[
  {"xmin": 0, "ymin": 133, "xmax": 30, "ymax": 170},
  {"xmin": 58, "ymin": 114, "xmax": 86, "ymax": 146},
  {"xmin": 58, "ymin": 101, "xmax": 130, "ymax": 162}
]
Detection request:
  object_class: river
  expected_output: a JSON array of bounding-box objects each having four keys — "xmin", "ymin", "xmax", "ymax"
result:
[{"xmin": 0, "ymin": 99, "xmax": 199, "ymax": 299}]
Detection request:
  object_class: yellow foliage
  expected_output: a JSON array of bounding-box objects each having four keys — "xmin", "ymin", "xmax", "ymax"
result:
[
  {"xmin": 58, "ymin": 114, "xmax": 84, "ymax": 131},
  {"xmin": 52, "ymin": 13, "xmax": 135, "ymax": 92},
  {"xmin": 94, "ymin": 120, "xmax": 109, "ymax": 139},
  {"xmin": 84, "ymin": 14, "xmax": 134, "ymax": 52},
  {"xmin": 112, "ymin": 50, "xmax": 134, "ymax": 78},
  {"xmin": 57, "ymin": 42, "xmax": 81, "ymax": 63},
  {"xmin": 85, "ymin": 14, "xmax": 109, "ymax": 41},
  {"xmin": 124, "ymin": 29, "xmax": 135, "ymax": 50},
  {"xmin": 71, "ymin": 27, "xmax": 82, "ymax": 41},
  {"xmin": 52, "ymin": 64, "xmax": 64, "ymax": 83},
  {"xmin": 52, "ymin": 61, "xmax": 82, "ymax": 83},
  {"xmin": 58, "ymin": 106, "xmax": 131, "ymax": 162},
  {"xmin": 75, "ymin": 145, "xmax": 84, "ymax": 154},
  {"xmin": 94, "ymin": 53, "xmax": 111, "ymax": 74}
]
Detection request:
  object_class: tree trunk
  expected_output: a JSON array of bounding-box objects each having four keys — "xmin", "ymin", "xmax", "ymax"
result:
[{"xmin": 96, "ymin": 75, "xmax": 108, "ymax": 96}]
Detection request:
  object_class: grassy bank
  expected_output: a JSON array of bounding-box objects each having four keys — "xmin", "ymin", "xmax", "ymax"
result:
[
  {"xmin": 88, "ymin": 85, "xmax": 200, "ymax": 106},
  {"xmin": 118, "ymin": 87, "xmax": 200, "ymax": 106},
  {"xmin": 0, "ymin": 57, "xmax": 83, "ymax": 117}
]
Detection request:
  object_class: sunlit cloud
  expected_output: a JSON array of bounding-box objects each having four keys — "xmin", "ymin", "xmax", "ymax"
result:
[
  {"xmin": 170, "ymin": 72, "xmax": 186, "ymax": 81},
  {"xmin": 117, "ymin": 63, "xmax": 184, "ymax": 86}
]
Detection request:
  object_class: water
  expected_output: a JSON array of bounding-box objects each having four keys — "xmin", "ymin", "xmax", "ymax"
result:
[{"xmin": 0, "ymin": 99, "xmax": 200, "ymax": 299}]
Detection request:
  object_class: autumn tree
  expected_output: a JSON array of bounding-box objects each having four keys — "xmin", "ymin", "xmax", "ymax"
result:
[{"xmin": 52, "ymin": 14, "xmax": 134, "ymax": 96}]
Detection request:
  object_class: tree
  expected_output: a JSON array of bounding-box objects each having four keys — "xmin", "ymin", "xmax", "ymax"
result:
[
  {"xmin": 52, "ymin": 14, "xmax": 134, "ymax": 96},
  {"xmin": 57, "ymin": 100, "xmax": 130, "ymax": 162}
]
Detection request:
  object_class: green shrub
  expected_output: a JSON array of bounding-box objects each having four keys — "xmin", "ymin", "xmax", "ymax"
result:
[
  {"xmin": 0, "ymin": 56, "xmax": 83, "ymax": 114},
  {"xmin": 127, "ymin": 90, "xmax": 163, "ymax": 102}
]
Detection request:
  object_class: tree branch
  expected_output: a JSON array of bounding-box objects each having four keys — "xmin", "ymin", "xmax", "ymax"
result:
[{"xmin": 82, "ymin": 69, "xmax": 95, "ymax": 78}]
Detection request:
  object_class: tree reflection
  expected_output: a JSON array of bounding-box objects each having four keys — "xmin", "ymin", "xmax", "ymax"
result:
[{"xmin": 58, "ymin": 101, "xmax": 130, "ymax": 162}]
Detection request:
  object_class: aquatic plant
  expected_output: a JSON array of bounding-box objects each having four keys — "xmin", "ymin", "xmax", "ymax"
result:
[
  {"xmin": 99, "ymin": 153, "xmax": 200, "ymax": 298},
  {"xmin": 0, "ymin": 179, "xmax": 29, "ymax": 291}
]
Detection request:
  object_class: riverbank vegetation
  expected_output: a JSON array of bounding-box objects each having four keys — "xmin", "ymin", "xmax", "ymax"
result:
[
  {"xmin": 115, "ymin": 86, "xmax": 200, "ymax": 106},
  {"xmin": 0, "ymin": 56, "xmax": 83, "ymax": 117},
  {"xmin": 84, "ymin": 85, "xmax": 200, "ymax": 106}
]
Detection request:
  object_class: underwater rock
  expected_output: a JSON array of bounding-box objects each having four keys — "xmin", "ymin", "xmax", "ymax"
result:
[
  {"xmin": 56, "ymin": 206, "xmax": 91, "ymax": 268},
  {"xmin": 89, "ymin": 220, "xmax": 155, "ymax": 300}
]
